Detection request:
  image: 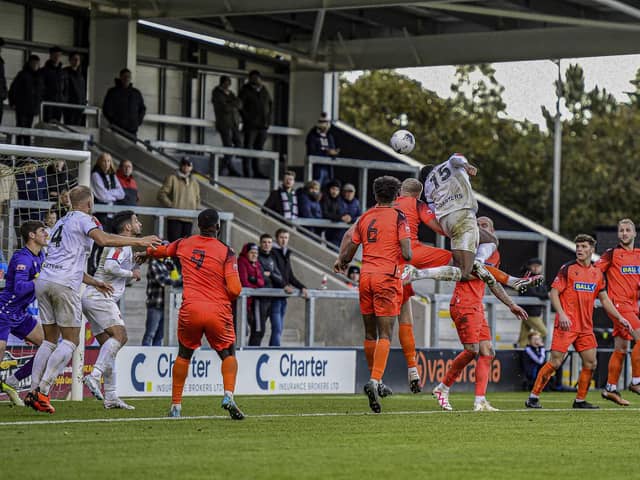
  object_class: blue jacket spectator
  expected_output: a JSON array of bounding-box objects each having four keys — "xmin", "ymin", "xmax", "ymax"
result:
[
  {"xmin": 338, "ymin": 183, "xmax": 361, "ymax": 223},
  {"xmin": 296, "ymin": 180, "xmax": 322, "ymax": 234},
  {"xmin": 16, "ymin": 161, "xmax": 48, "ymax": 221},
  {"xmin": 306, "ymin": 112, "xmax": 340, "ymax": 188}
]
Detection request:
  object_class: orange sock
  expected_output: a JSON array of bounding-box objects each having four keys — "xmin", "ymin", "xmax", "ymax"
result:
[
  {"xmin": 475, "ymin": 355, "xmax": 492, "ymax": 396},
  {"xmin": 576, "ymin": 367, "xmax": 593, "ymax": 401},
  {"xmin": 631, "ymin": 343, "xmax": 640, "ymax": 378},
  {"xmin": 531, "ymin": 362, "xmax": 556, "ymax": 396},
  {"xmin": 364, "ymin": 339, "xmax": 377, "ymax": 374},
  {"xmin": 607, "ymin": 351, "xmax": 625, "ymax": 386},
  {"xmin": 221, "ymin": 356, "xmax": 238, "ymax": 393},
  {"xmin": 399, "ymin": 324, "xmax": 417, "ymax": 369},
  {"xmin": 370, "ymin": 338, "xmax": 390, "ymax": 381},
  {"xmin": 486, "ymin": 266, "xmax": 509, "ymax": 286},
  {"xmin": 443, "ymin": 349, "xmax": 475, "ymax": 387},
  {"xmin": 171, "ymin": 356, "xmax": 190, "ymax": 405}
]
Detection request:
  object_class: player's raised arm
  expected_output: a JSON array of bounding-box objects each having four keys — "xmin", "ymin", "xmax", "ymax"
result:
[
  {"xmin": 89, "ymin": 228, "xmax": 161, "ymax": 249},
  {"xmin": 486, "ymin": 280, "xmax": 528, "ymax": 321},
  {"xmin": 448, "ymin": 153, "xmax": 477, "ymax": 176}
]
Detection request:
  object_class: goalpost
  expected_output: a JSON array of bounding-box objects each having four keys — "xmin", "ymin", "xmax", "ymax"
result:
[{"xmin": 0, "ymin": 144, "xmax": 91, "ymax": 401}]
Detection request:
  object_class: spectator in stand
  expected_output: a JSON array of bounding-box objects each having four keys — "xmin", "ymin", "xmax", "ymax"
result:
[
  {"xmin": 8, "ymin": 55, "xmax": 43, "ymax": 145},
  {"xmin": 239, "ymin": 70, "xmax": 272, "ymax": 178},
  {"xmin": 102, "ymin": 68, "xmax": 146, "ymax": 135},
  {"xmin": 271, "ymin": 228, "xmax": 308, "ymax": 346},
  {"xmin": 238, "ymin": 242, "xmax": 266, "ymax": 342},
  {"xmin": 63, "ymin": 52, "xmax": 86, "ymax": 126},
  {"xmin": 90, "ymin": 153, "xmax": 125, "ymax": 227},
  {"xmin": 0, "ymin": 38, "xmax": 7, "ymax": 125},
  {"xmin": 56, "ymin": 188, "xmax": 71, "ymax": 217},
  {"xmin": 212, "ymin": 75, "xmax": 242, "ymax": 176},
  {"xmin": 40, "ymin": 46, "xmax": 66, "ymax": 122},
  {"xmin": 296, "ymin": 180, "xmax": 322, "ymax": 234},
  {"xmin": 142, "ymin": 256, "xmax": 182, "ymax": 346},
  {"xmin": 116, "ymin": 159, "xmax": 138, "ymax": 206},
  {"xmin": 158, "ymin": 158, "xmax": 200, "ymax": 242},
  {"xmin": 15, "ymin": 159, "xmax": 48, "ymax": 221},
  {"xmin": 339, "ymin": 183, "xmax": 361, "ymax": 223},
  {"xmin": 264, "ymin": 170, "xmax": 298, "ymax": 220},
  {"xmin": 321, "ymin": 179, "xmax": 350, "ymax": 246},
  {"xmin": 46, "ymin": 159, "xmax": 72, "ymax": 202},
  {"xmin": 347, "ymin": 265, "xmax": 360, "ymax": 289},
  {"xmin": 306, "ymin": 112, "xmax": 340, "ymax": 188},
  {"xmin": 256, "ymin": 233, "xmax": 284, "ymax": 346},
  {"xmin": 522, "ymin": 331, "xmax": 546, "ymax": 390},
  {"xmin": 517, "ymin": 257, "xmax": 548, "ymax": 347}
]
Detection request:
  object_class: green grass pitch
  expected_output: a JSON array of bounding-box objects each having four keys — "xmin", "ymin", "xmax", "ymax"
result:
[{"xmin": 2, "ymin": 392, "xmax": 637, "ymax": 480}]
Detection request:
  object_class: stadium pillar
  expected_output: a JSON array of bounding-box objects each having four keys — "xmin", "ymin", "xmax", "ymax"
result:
[
  {"xmin": 88, "ymin": 16, "xmax": 137, "ymax": 108},
  {"xmin": 288, "ymin": 63, "xmax": 338, "ymax": 168}
]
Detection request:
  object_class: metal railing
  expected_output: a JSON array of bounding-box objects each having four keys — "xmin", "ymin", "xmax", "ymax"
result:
[
  {"xmin": 306, "ymin": 155, "xmax": 419, "ymax": 209},
  {"xmin": 149, "ymin": 140, "xmax": 280, "ymax": 191},
  {"xmin": 39, "ymin": 101, "xmax": 102, "ymax": 128},
  {"xmin": 6, "ymin": 200, "xmax": 233, "ymax": 256},
  {"xmin": 143, "ymin": 113, "xmax": 304, "ymax": 137},
  {"xmin": 0, "ymin": 126, "xmax": 93, "ymax": 150}
]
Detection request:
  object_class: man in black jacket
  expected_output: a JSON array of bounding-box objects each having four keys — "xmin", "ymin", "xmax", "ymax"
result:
[
  {"xmin": 9, "ymin": 55, "xmax": 43, "ymax": 145},
  {"xmin": 0, "ymin": 38, "xmax": 7, "ymax": 125},
  {"xmin": 239, "ymin": 70, "xmax": 272, "ymax": 178},
  {"xmin": 212, "ymin": 75, "xmax": 242, "ymax": 176},
  {"xmin": 40, "ymin": 46, "xmax": 66, "ymax": 122},
  {"xmin": 63, "ymin": 52, "xmax": 86, "ymax": 126},
  {"xmin": 102, "ymin": 68, "xmax": 146, "ymax": 135},
  {"xmin": 270, "ymin": 228, "xmax": 308, "ymax": 347},
  {"xmin": 253, "ymin": 233, "xmax": 284, "ymax": 346}
]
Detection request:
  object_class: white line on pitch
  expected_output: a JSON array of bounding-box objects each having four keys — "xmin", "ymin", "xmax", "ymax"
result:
[{"xmin": 2, "ymin": 407, "xmax": 640, "ymax": 427}]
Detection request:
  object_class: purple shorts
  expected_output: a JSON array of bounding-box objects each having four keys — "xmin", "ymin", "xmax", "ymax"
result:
[{"xmin": 0, "ymin": 313, "xmax": 38, "ymax": 342}]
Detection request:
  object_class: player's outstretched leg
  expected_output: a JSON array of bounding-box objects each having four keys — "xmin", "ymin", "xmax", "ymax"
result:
[
  {"xmin": 602, "ymin": 348, "xmax": 629, "ymax": 406},
  {"xmin": 402, "ymin": 264, "xmax": 461, "ymax": 284},
  {"xmin": 525, "ymin": 361, "xmax": 557, "ymax": 409},
  {"xmin": 432, "ymin": 349, "xmax": 475, "ymax": 411}
]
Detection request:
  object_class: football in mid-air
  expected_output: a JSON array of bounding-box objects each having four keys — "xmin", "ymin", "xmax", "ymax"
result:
[{"xmin": 390, "ymin": 129, "xmax": 415, "ymax": 154}]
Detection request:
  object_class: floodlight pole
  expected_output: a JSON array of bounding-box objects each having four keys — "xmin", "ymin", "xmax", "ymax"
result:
[{"xmin": 552, "ymin": 59, "xmax": 562, "ymax": 233}]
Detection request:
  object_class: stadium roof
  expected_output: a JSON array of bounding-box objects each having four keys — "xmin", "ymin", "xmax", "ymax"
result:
[{"xmin": 72, "ymin": 0, "xmax": 640, "ymax": 70}]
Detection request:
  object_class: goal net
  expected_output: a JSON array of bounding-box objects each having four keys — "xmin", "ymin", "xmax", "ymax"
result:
[{"xmin": 0, "ymin": 144, "xmax": 91, "ymax": 402}]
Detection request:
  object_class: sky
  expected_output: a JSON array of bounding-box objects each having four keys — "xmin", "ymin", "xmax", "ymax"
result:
[{"xmin": 343, "ymin": 54, "xmax": 640, "ymax": 128}]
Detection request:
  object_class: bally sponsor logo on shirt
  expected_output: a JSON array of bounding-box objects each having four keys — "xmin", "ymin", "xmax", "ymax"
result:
[
  {"xmin": 574, "ymin": 282, "xmax": 596, "ymax": 292},
  {"xmin": 620, "ymin": 265, "xmax": 640, "ymax": 274}
]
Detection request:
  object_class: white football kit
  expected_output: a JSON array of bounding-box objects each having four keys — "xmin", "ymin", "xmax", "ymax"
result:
[
  {"xmin": 36, "ymin": 211, "xmax": 100, "ymax": 328},
  {"xmin": 423, "ymin": 154, "xmax": 479, "ymax": 253},
  {"xmin": 82, "ymin": 246, "xmax": 134, "ymax": 334}
]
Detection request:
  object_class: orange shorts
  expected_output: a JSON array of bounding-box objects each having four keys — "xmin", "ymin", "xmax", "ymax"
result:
[
  {"xmin": 550, "ymin": 329, "xmax": 597, "ymax": 353},
  {"xmin": 411, "ymin": 242, "xmax": 452, "ymax": 269},
  {"xmin": 450, "ymin": 304, "xmax": 491, "ymax": 344},
  {"xmin": 178, "ymin": 302, "xmax": 235, "ymax": 351},
  {"xmin": 607, "ymin": 309, "xmax": 640, "ymax": 341},
  {"xmin": 359, "ymin": 272, "xmax": 402, "ymax": 317}
]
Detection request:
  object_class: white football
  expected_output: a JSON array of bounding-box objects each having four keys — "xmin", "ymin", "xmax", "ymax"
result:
[{"xmin": 390, "ymin": 129, "xmax": 415, "ymax": 154}]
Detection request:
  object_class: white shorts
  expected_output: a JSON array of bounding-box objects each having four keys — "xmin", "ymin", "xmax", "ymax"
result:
[
  {"xmin": 35, "ymin": 278, "xmax": 82, "ymax": 328},
  {"xmin": 439, "ymin": 209, "xmax": 479, "ymax": 253},
  {"xmin": 82, "ymin": 292, "xmax": 125, "ymax": 336}
]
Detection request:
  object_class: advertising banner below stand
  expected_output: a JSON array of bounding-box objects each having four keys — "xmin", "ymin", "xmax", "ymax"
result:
[{"xmin": 115, "ymin": 347, "xmax": 357, "ymax": 397}]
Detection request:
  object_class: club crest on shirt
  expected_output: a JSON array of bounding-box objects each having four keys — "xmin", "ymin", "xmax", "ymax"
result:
[
  {"xmin": 574, "ymin": 282, "xmax": 596, "ymax": 292},
  {"xmin": 621, "ymin": 265, "xmax": 640, "ymax": 275}
]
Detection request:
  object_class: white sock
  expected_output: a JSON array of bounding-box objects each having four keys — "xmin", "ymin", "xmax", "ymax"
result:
[
  {"xmin": 474, "ymin": 395, "xmax": 486, "ymax": 404},
  {"xmin": 529, "ymin": 393, "xmax": 539, "ymax": 399},
  {"xmin": 506, "ymin": 275, "xmax": 519, "ymax": 289},
  {"xmin": 416, "ymin": 266, "xmax": 461, "ymax": 282},
  {"xmin": 39, "ymin": 339, "xmax": 76, "ymax": 395},
  {"xmin": 606, "ymin": 383, "xmax": 617, "ymax": 392},
  {"xmin": 31, "ymin": 340, "xmax": 57, "ymax": 389},
  {"xmin": 632, "ymin": 377, "xmax": 640, "ymax": 385},
  {"xmin": 92, "ymin": 338, "xmax": 122, "ymax": 380},
  {"xmin": 438, "ymin": 382, "xmax": 449, "ymax": 392},
  {"xmin": 224, "ymin": 390, "xmax": 234, "ymax": 398},
  {"xmin": 408, "ymin": 366, "xmax": 418, "ymax": 376},
  {"xmin": 369, "ymin": 378, "xmax": 380, "ymax": 385}
]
